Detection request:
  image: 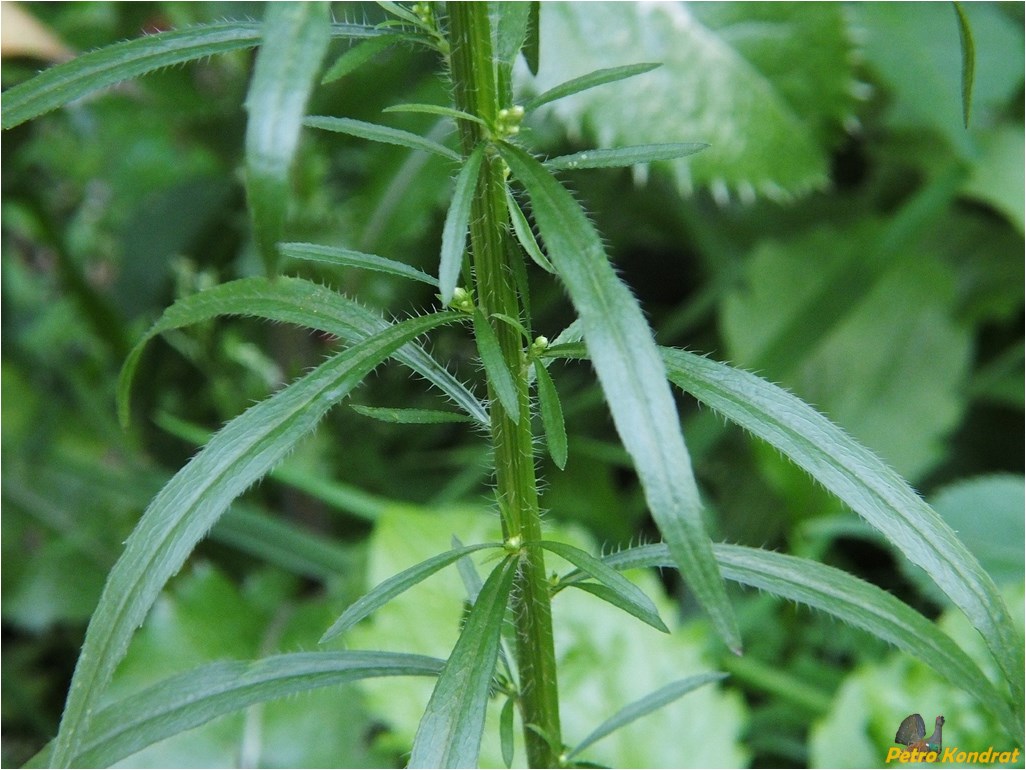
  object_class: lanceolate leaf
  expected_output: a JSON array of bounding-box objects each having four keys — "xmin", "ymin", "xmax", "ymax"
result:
[
  {"xmin": 567, "ymin": 673, "xmax": 727, "ymax": 759},
  {"xmin": 245, "ymin": 2, "xmax": 331, "ymax": 275},
  {"xmin": 280, "ymin": 242, "xmax": 438, "ymax": 286},
  {"xmin": 440, "ymin": 143, "xmax": 486, "ymax": 303},
  {"xmin": 28, "ymin": 652, "xmax": 443, "ymax": 768},
  {"xmin": 321, "ymin": 34, "xmax": 397, "ymax": 84},
  {"xmin": 660, "ymin": 347, "xmax": 1024, "ymax": 716},
  {"xmin": 305, "ymin": 115, "xmax": 459, "ymax": 161},
  {"xmin": 117, "ymin": 276, "xmax": 487, "ymax": 426},
  {"xmin": 321, "ymin": 543, "xmax": 501, "ymax": 642},
  {"xmin": 350, "ymin": 404, "xmax": 477, "ymax": 424},
  {"xmin": 383, "ymin": 103, "xmax": 488, "ymax": 127},
  {"xmin": 574, "ymin": 542, "xmax": 1021, "ymax": 742},
  {"xmin": 473, "ymin": 307, "xmax": 520, "ymax": 421},
  {"xmin": 0, "ymin": 21, "xmax": 387, "ymax": 130},
  {"xmin": 409, "ymin": 556, "xmax": 519, "ymax": 768},
  {"xmin": 545, "ymin": 143, "xmax": 708, "ymax": 171},
  {"xmin": 49, "ymin": 311, "xmax": 458, "ymax": 768},
  {"xmin": 499, "ymin": 142, "xmax": 740, "ymax": 653},
  {"xmin": 523, "ymin": 62, "xmax": 660, "ymax": 112},
  {"xmin": 533, "ymin": 361, "xmax": 567, "ymax": 469},
  {"xmin": 506, "ymin": 189, "xmax": 556, "ymax": 273},
  {"xmin": 542, "ymin": 540, "xmax": 666, "ymax": 632}
]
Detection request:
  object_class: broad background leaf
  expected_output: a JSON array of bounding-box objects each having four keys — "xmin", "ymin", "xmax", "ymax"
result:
[
  {"xmin": 345, "ymin": 507, "xmax": 748, "ymax": 768},
  {"xmin": 525, "ymin": 3, "xmax": 857, "ymax": 199}
]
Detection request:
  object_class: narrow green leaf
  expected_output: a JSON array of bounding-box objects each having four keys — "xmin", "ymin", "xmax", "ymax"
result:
[
  {"xmin": 350, "ymin": 404, "xmax": 476, "ymax": 424},
  {"xmin": 545, "ymin": 143, "xmax": 708, "ymax": 171},
  {"xmin": 524, "ymin": 2, "xmax": 540, "ymax": 75},
  {"xmin": 567, "ymin": 673, "xmax": 727, "ymax": 759},
  {"xmin": 377, "ymin": 0, "xmax": 424, "ymax": 27},
  {"xmin": 384, "ymin": 102, "xmax": 488, "ymax": 127},
  {"xmin": 213, "ymin": 505, "xmax": 355, "ymax": 580},
  {"xmin": 321, "ymin": 543, "xmax": 500, "ymax": 642},
  {"xmin": 473, "ymin": 306, "xmax": 520, "ymax": 422},
  {"xmin": 500, "ymin": 697, "xmax": 516, "ymax": 768},
  {"xmin": 117, "ymin": 276, "xmax": 488, "ymax": 427},
  {"xmin": 499, "ymin": 142, "xmax": 740, "ymax": 653},
  {"xmin": 0, "ymin": 21, "xmax": 387, "ymax": 130},
  {"xmin": 280, "ymin": 242, "xmax": 438, "ymax": 286},
  {"xmin": 440, "ymin": 143, "xmax": 486, "ymax": 303},
  {"xmin": 523, "ymin": 62, "xmax": 661, "ymax": 112},
  {"xmin": 495, "ymin": 1, "xmax": 533, "ymax": 72},
  {"xmin": 660, "ymin": 347, "xmax": 1024, "ymax": 715},
  {"xmin": 409, "ymin": 556, "xmax": 519, "ymax": 768},
  {"xmin": 49, "ymin": 311, "xmax": 458, "ymax": 768},
  {"xmin": 305, "ymin": 115, "xmax": 460, "ymax": 160},
  {"xmin": 28, "ymin": 652, "xmax": 443, "ymax": 769},
  {"xmin": 245, "ymin": 2, "xmax": 331, "ymax": 276},
  {"xmin": 542, "ymin": 540, "xmax": 665, "ymax": 632},
  {"xmin": 506, "ymin": 189, "xmax": 556, "ymax": 273},
  {"xmin": 490, "ymin": 312, "xmax": 530, "ymax": 341},
  {"xmin": 952, "ymin": 2, "xmax": 976, "ymax": 128},
  {"xmin": 579, "ymin": 542, "xmax": 1022, "ymax": 742},
  {"xmin": 533, "ymin": 362, "xmax": 567, "ymax": 469},
  {"xmin": 321, "ymin": 34, "xmax": 396, "ymax": 84}
]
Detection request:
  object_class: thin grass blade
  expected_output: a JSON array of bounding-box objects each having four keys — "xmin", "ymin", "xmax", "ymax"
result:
[
  {"xmin": 49, "ymin": 311, "xmax": 458, "ymax": 768},
  {"xmin": 383, "ymin": 103, "xmax": 488, "ymax": 127},
  {"xmin": 350, "ymin": 404, "xmax": 476, "ymax": 424},
  {"xmin": 523, "ymin": 62, "xmax": 660, "ymax": 112},
  {"xmin": 534, "ymin": 362, "xmax": 568, "ymax": 469},
  {"xmin": 577, "ymin": 542, "xmax": 1021, "ymax": 742},
  {"xmin": 321, "ymin": 34, "xmax": 397, "ymax": 84},
  {"xmin": 499, "ymin": 142, "xmax": 740, "ymax": 653},
  {"xmin": 473, "ymin": 306, "xmax": 520, "ymax": 421},
  {"xmin": 281, "ymin": 242, "xmax": 438, "ymax": 286},
  {"xmin": 27, "ymin": 652, "xmax": 442, "ymax": 769},
  {"xmin": 660, "ymin": 346, "xmax": 1024, "ymax": 717},
  {"xmin": 545, "ymin": 143, "xmax": 708, "ymax": 171},
  {"xmin": 542, "ymin": 540, "xmax": 666, "ymax": 632},
  {"xmin": 117, "ymin": 276, "xmax": 487, "ymax": 427},
  {"xmin": 567, "ymin": 673, "xmax": 727, "ymax": 759},
  {"xmin": 440, "ymin": 143, "xmax": 486, "ymax": 303},
  {"xmin": 321, "ymin": 542, "xmax": 500, "ymax": 642},
  {"xmin": 305, "ymin": 115, "xmax": 459, "ymax": 160},
  {"xmin": 245, "ymin": 2, "xmax": 331, "ymax": 275},
  {"xmin": 953, "ymin": 2, "xmax": 976, "ymax": 128},
  {"xmin": 409, "ymin": 556, "xmax": 519, "ymax": 768}
]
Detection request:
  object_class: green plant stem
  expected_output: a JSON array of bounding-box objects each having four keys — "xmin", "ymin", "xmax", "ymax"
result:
[{"xmin": 447, "ymin": 4, "xmax": 562, "ymax": 766}]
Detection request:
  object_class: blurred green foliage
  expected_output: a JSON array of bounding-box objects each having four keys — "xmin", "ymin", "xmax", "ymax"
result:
[{"xmin": 2, "ymin": 2, "xmax": 1021, "ymax": 767}]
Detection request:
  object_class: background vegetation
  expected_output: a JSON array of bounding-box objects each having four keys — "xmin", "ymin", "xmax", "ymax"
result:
[{"xmin": 2, "ymin": 2, "xmax": 1022, "ymax": 767}]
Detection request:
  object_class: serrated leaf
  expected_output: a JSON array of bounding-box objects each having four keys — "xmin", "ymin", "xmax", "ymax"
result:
[
  {"xmin": 506, "ymin": 189, "xmax": 555, "ymax": 273},
  {"xmin": 321, "ymin": 34, "xmax": 396, "ymax": 84},
  {"xmin": 350, "ymin": 404, "xmax": 477, "ymax": 425},
  {"xmin": 384, "ymin": 102, "xmax": 488, "ymax": 127},
  {"xmin": 659, "ymin": 347, "xmax": 1024, "ymax": 722},
  {"xmin": 48, "ymin": 311, "xmax": 458, "ymax": 768},
  {"xmin": 499, "ymin": 142, "xmax": 739, "ymax": 652},
  {"xmin": 568, "ymin": 673, "xmax": 726, "ymax": 760},
  {"xmin": 473, "ymin": 306, "xmax": 520, "ymax": 422},
  {"xmin": 530, "ymin": 4, "xmax": 856, "ymax": 197},
  {"xmin": 533, "ymin": 361, "xmax": 567, "ymax": 469},
  {"xmin": 245, "ymin": 2, "xmax": 331, "ymax": 276},
  {"xmin": 321, "ymin": 543, "xmax": 500, "ymax": 642},
  {"xmin": 580, "ymin": 541, "xmax": 1021, "ymax": 742},
  {"xmin": 117, "ymin": 276, "xmax": 487, "ymax": 427},
  {"xmin": 27, "ymin": 652, "xmax": 443, "ymax": 768},
  {"xmin": 305, "ymin": 115, "xmax": 460, "ymax": 160},
  {"xmin": 952, "ymin": 2, "xmax": 976, "ymax": 128},
  {"xmin": 523, "ymin": 62, "xmax": 660, "ymax": 112},
  {"xmin": 543, "ymin": 541, "xmax": 665, "ymax": 632},
  {"xmin": 280, "ymin": 242, "xmax": 438, "ymax": 286},
  {"xmin": 545, "ymin": 143, "xmax": 707, "ymax": 171},
  {"xmin": 409, "ymin": 556, "xmax": 519, "ymax": 768},
  {"xmin": 440, "ymin": 143, "xmax": 486, "ymax": 303}
]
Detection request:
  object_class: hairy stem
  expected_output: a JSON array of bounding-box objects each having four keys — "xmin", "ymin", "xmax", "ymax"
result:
[{"xmin": 447, "ymin": 3, "xmax": 562, "ymax": 766}]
